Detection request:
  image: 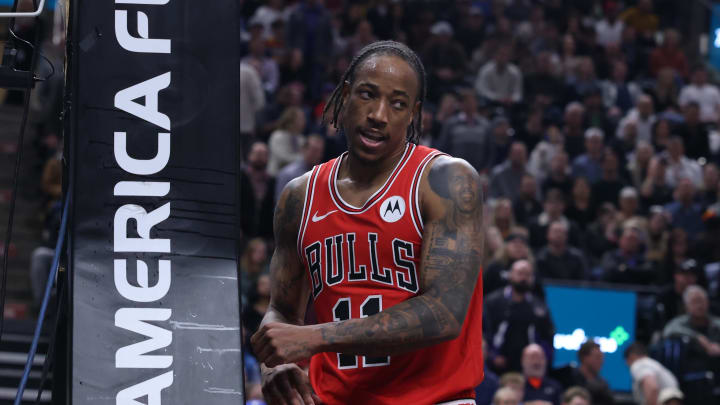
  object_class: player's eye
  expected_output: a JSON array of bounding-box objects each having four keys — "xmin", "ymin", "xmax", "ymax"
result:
[
  {"xmin": 359, "ymin": 90, "xmax": 372, "ymax": 99},
  {"xmin": 392, "ymin": 100, "xmax": 406, "ymax": 110}
]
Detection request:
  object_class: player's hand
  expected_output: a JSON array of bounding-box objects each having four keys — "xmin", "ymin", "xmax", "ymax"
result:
[
  {"xmin": 251, "ymin": 323, "xmax": 320, "ymax": 367},
  {"xmin": 260, "ymin": 363, "xmax": 322, "ymax": 405}
]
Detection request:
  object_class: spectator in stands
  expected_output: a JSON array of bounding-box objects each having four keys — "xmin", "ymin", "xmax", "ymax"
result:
[
  {"xmin": 616, "ymin": 94, "xmax": 656, "ymax": 144},
  {"xmin": 492, "ymin": 387, "xmax": 521, "ymax": 405},
  {"xmin": 286, "ymin": 0, "xmax": 333, "ymax": 101},
  {"xmin": 240, "ymin": 142, "xmax": 275, "ymax": 240},
  {"xmin": 663, "ymin": 285, "xmax": 720, "ymax": 356},
  {"xmin": 620, "ymin": 0, "xmax": 659, "ymax": 39},
  {"xmin": 513, "ymin": 174, "xmax": 542, "ymax": 226},
  {"xmin": 524, "ymin": 52, "xmax": 564, "ymax": 109},
  {"xmin": 601, "ymin": 226, "xmax": 655, "ymax": 284},
  {"xmin": 242, "ymin": 273, "xmax": 271, "ymax": 356},
  {"xmin": 701, "ymin": 163, "xmax": 720, "ymax": 209},
  {"xmin": 242, "ymin": 37, "xmax": 280, "ymax": 96},
  {"xmin": 456, "ymin": 6, "xmax": 486, "ymax": 58},
  {"xmin": 491, "ymin": 142, "xmax": 530, "ymax": 200},
  {"xmin": 562, "ymin": 102, "xmax": 587, "ymax": 159},
  {"xmin": 664, "ymin": 137, "xmax": 702, "ymax": 188},
  {"xmin": 540, "ymin": 151, "xmax": 573, "ymax": 199},
  {"xmin": 491, "ymin": 198, "xmax": 524, "ymax": 240},
  {"xmin": 679, "ymin": 66, "xmax": 720, "ymax": 124},
  {"xmin": 566, "ymin": 57, "xmax": 600, "ymax": 105},
  {"xmin": 535, "ymin": 221, "xmax": 587, "ymax": 281},
  {"xmin": 592, "ymin": 149, "xmax": 625, "ymax": 207},
  {"xmin": 572, "ymin": 127, "xmax": 604, "ymax": 183},
  {"xmin": 657, "ymin": 387, "xmax": 684, "ymax": 405},
  {"xmin": 274, "ymin": 134, "xmax": 325, "ymax": 202},
  {"xmin": 649, "ymin": 29, "xmax": 688, "ymax": 79},
  {"xmin": 585, "ymin": 202, "xmax": 621, "ymax": 262},
  {"xmin": 345, "ymin": 20, "xmax": 377, "ymax": 60},
  {"xmin": 521, "ymin": 343, "xmax": 563, "ymax": 405},
  {"xmin": 566, "ymin": 176, "xmax": 595, "ymax": 231},
  {"xmin": 650, "ymin": 68, "xmax": 680, "ymax": 113},
  {"xmin": 569, "ymin": 341, "xmax": 615, "ymax": 405},
  {"xmin": 485, "ymin": 260, "xmax": 554, "ymax": 374},
  {"xmin": 486, "ymin": 115, "xmax": 516, "ymax": 170},
  {"xmin": 249, "ymin": 0, "xmax": 287, "ymax": 39},
  {"xmin": 499, "ymin": 372, "xmax": 526, "ymax": 400},
  {"xmin": 240, "ymin": 62, "xmax": 266, "ymax": 156},
  {"xmin": 641, "ymin": 156, "xmax": 674, "ymax": 208},
  {"xmin": 665, "ymin": 178, "xmax": 704, "ymax": 239},
  {"xmin": 475, "ymin": 338, "xmax": 501, "ymax": 405},
  {"xmin": 529, "ymin": 126, "xmax": 565, "ymax": 184},
  {"xmin": 436, "ymin": 89, "xmax": 491, "ymax": 173},
  {"xmin": 624, "ymin": 342, "xmax": 679, "ymax": 405},
  {"xmin": 267, "ymin": 106, "xmax": 306, "ymax": 175},
  {"xmin": 484, "ymin": 231, "xmax": 534, "ymax": 296},
  {"xmin": 239, "ymin": 238, "xmax": 270, "ymax": 304},
  {"xmin": 651, "ymin": 118, "xmax": 672, "ymax": 152},
  {"xmin": 515, "ymin": 108, "xmax": 545, "ymax": 154},
  {"xmin": 255, "ymin": 82, "xmax": 304, "ymax": 139},
  {"xmin": 475, "ymin": 44, "xmax": 523, "ymax": 107},
  {"xmin": 602, "ymin": 59, "xmax": 641, "ymax": 114},
  {"xmin": 595, "ymin": 2, "xmax": 624, "ymax": 48},
  {"xmin": 645, "ymin": 206, "xmax": 670, "ymax": 265},
  {"xmin": 529, "ymin": 189, "xmax": 582, "ymax": 250},
  {"xmin": 423, "ymin": 21, "xmax": 467, "ymax": 102},
  {"xmin": 628, "ymin": 141, "xmax": 654, "ymax": 190},
  {"xmin": 658, "ymin": 259, "xmax": 701, "ymax": 322},
  {"xmin": 617, "ymin": 187, "xmax": 646, "ymax": 227},
  {"xmin": 675, "ymin": 104, "xmax": 711, "ymax": 163},
  {"xmin": 560, "ymin": 386, "xmax": 592, "ymax": 405},
  {"xmin": 559, "ymin": 34, "xmax": 582, "ymax": 78}
]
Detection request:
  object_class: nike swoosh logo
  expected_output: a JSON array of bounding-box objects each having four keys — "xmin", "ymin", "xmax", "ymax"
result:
[{"xmin": 311, "ymin": 210, "xmax": 338, "ymax": 222}]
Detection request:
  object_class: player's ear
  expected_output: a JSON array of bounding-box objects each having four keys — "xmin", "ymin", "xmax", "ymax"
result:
[{"xmin": 411, "ymin": 100, "xmax": 421, "ymax": 125}]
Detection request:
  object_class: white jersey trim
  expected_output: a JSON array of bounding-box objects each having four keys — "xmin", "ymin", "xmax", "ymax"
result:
[
  {"xmin": 328, "ymin": 143, "xmax": 415, "ymax": 214},
  {"xmin": 435, "ymin": 399, "xmax": 476, "ymax": 405},
  {"xmin": 297, "ymin": 166, "xmax": 320, "ymax": 259},
  {"xmin": 409, "ymin": 151, "xmax": 445, "ymax": 238}
]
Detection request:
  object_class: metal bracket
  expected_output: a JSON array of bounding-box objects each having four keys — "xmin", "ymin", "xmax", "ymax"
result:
[{"xmin": 0, "ymin": 0, "xmax": 46, "ymax": 18}]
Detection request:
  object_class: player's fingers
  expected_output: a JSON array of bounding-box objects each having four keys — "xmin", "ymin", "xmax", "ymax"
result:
[
  {"xmin": 263, "ymin": 382, "xmax": 287, "ymax": 405},
  {"xmin": 311, "ymin": 393, "xmax": 323, "ymax": 404},
  {"xmin": 276, "ymin": 372, "xmax": 299, "ymax": 404},
  {"xmin": 289, "ymin": 370, "xmax": 315, "ymax": 405}
]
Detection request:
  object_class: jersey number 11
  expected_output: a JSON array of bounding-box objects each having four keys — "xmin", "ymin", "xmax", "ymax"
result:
[{"xmin": 332, "ymin": 295, "xmax": 390, "ymax": 369}]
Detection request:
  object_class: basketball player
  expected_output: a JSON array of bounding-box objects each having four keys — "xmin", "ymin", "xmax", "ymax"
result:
[{"xmin": 251, "ymin": 41, "xmax": 485, "ymax": 405}]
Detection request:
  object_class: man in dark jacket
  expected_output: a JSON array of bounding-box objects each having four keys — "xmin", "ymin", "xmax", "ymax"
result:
[
  {"xmin": 485, "ymin": 260, "xmax": 555, "ymax": 374},
  {"xmin": 240, "ymin": 142, "xmax": 275, "ymax": 240},
  {"xmin": 535, "ymin": 221, "xmax": 588, "ymax": 281}
]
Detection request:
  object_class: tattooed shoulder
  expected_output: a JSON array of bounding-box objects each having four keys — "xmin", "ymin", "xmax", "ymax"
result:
[
  {"xmin": 424, "ymin": 156, "xmax": 484, "ymax": 230},
  {"xmin": 273, "ymin": 172, "xmax": 310, "ymax": 246}
]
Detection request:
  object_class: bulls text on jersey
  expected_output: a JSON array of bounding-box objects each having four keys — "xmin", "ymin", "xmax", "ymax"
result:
[{"xmin": 304, "ymin": 233, "xmax": 419, "ymax": 298}]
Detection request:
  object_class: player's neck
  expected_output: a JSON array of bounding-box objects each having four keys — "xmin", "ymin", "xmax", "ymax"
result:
[{"xmin": 342, "ymin": 144, "xmax": 406, "ymax": 186}]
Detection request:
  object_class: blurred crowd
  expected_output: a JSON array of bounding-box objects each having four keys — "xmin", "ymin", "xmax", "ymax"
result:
[{"xmin": 240, "ymin": 0, "xmax": 720, "ymax": 404}]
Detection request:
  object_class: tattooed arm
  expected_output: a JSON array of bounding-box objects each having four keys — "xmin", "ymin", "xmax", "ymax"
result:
[
  {"xmin": 257, "ymin": 174, "xmax": 311, "ymax": 328},
  {"xmin": 253, "ymin": 156, "xmax": 484, "ymax": 364},
  {"xmin": 250, "ymin": 174, "xmax": 319, "ymax": 405}
]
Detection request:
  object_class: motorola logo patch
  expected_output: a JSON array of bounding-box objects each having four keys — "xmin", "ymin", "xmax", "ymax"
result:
[{"xmin": 379, "ymin": 196, "xmax": 405, "ymax": 223}]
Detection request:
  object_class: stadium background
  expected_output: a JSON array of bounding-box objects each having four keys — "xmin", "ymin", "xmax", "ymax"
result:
[{"xmin": 1, "ymin": 0, "xmax": 720, "ymax": 404}]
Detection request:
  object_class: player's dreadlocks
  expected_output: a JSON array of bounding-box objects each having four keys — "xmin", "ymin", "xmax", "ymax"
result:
[{"xmin": 322, "ymin": 40, "xmax": 426, "ymax": 144}]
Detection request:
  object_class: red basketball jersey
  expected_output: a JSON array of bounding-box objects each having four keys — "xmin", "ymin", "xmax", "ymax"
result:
[{"xmin": 298, "ymin": 144, "xmax": 484, "ymax": 405}]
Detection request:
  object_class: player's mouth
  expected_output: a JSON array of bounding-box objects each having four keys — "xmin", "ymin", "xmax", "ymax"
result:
[{"xmin": 358, "ymin": 128, "xmax": 386, "ymax": 149}]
